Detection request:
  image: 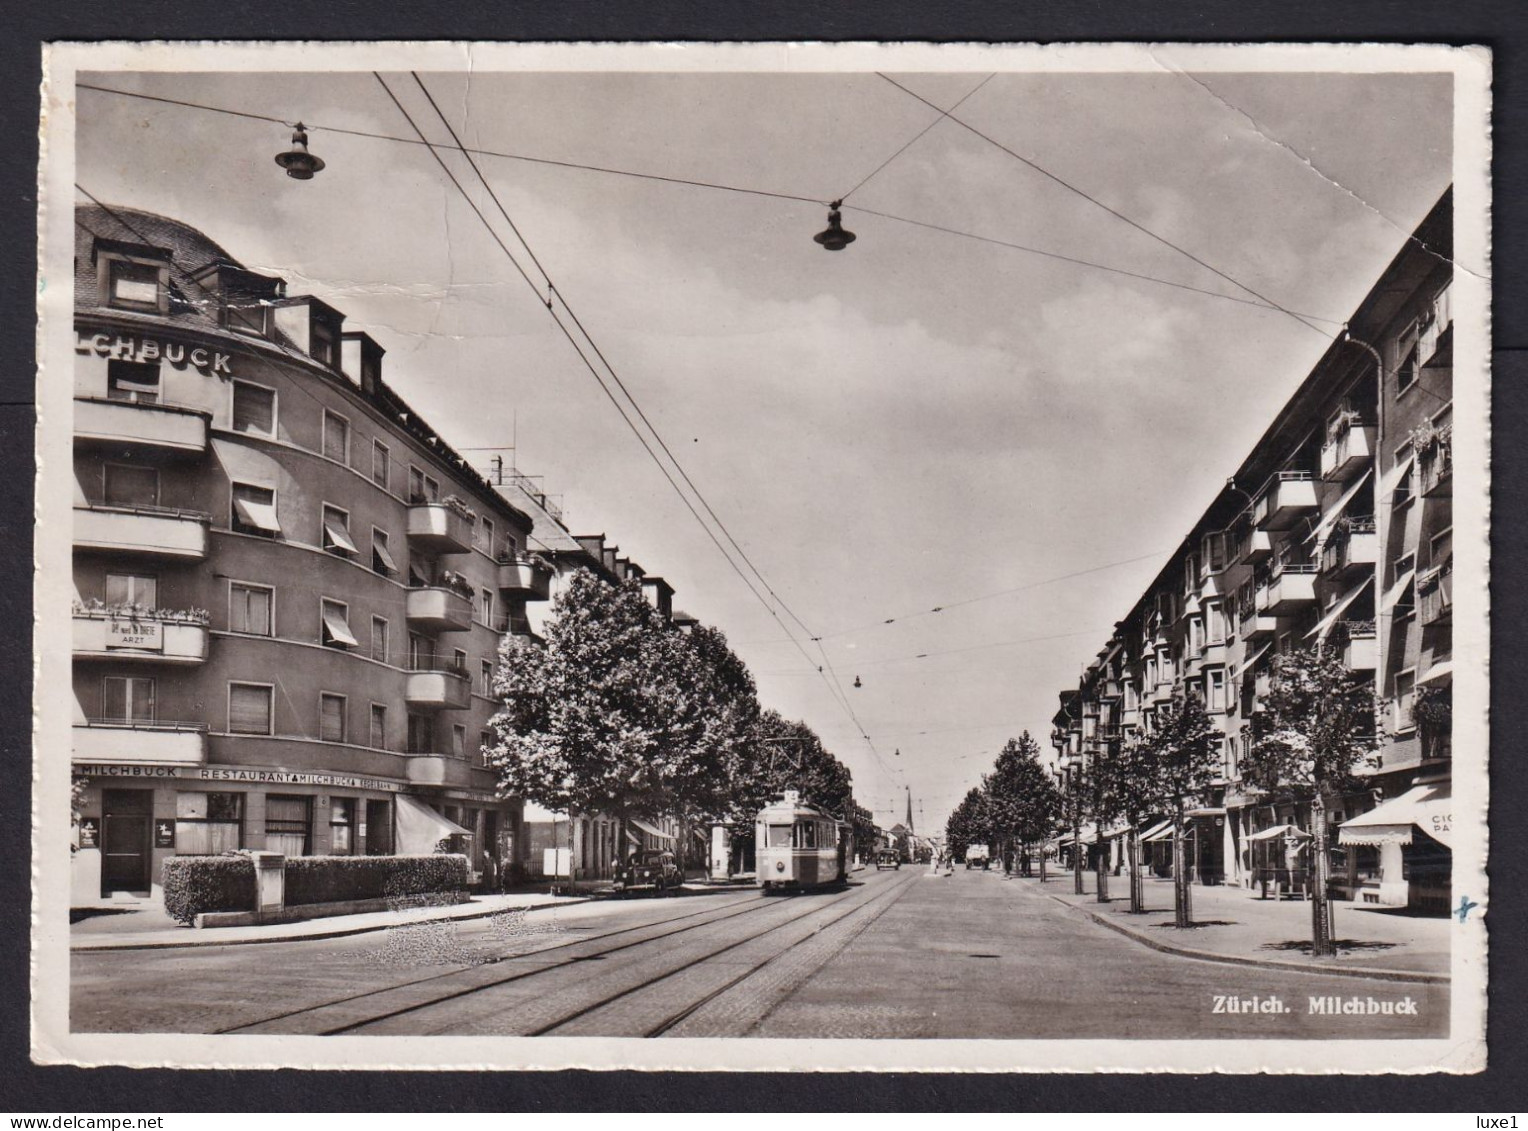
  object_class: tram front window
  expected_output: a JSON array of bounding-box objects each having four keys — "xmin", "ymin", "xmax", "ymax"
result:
[{"xmin": 767, "ymin": 825, "xmax": 792, "ymax": 848}]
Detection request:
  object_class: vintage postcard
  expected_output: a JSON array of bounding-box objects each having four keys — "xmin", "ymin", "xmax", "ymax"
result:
[{"xmin": 33, "ymin": 41, "xmax": 1490, "ymax": 1072}]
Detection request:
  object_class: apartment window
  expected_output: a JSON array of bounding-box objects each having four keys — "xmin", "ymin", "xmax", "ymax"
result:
[
  {"xmin": 228, "ymin": 682, "xmax": 274, "ymax": 735},
  {"xmin": 452, "ymin": 725, "xmax": 466, "ymax": 760},
  {"xmin": 322, "ymin": 409, "xmax": 350, "ymax": 464},
  {"xmin": 479, "ymin": 587, "xmax": 494, "ymax": 627},
  {"xmin": 1430, "ymin": 527, "xmax": 1454, "ymax": 569},
  {"xmin": 1396, "ymin": 335, "xmax": 1420, "ymax": 396},
  {"xmin": 1206, "ymin": 601, "xmax": 1226, "ymax": 645},
  {"xmin": 264, "ymin": 795, "xmax": 311, "ymax": 856},
  {"xmin": 106, "ymin": 359, "xmax": 161, "ymax": 404},
  {"xmin": 1225, "ymin": 736, "xmax": 1238, "ymax": 780},
  {"xmin": 369, "ymin": 703, "xmax": 388, "ymax": 749},
  {"xmin": 1392, "ymin": 551, "xmax": 1417, "ymax": 618},
  {"xmin": 408, "ymin": 466, "xmax": 439, "ymax": 504},
  {"xmin": 105, "ymin": 572, "xmax": 156, "ymax": 608},
  {"xmin": 481, "ymin": 660, "xmax": 494, "ymax": 697},
  {"xmin": 504, "ymin": 533, "xmax": 519, "ymax": 560},
  {"xmin": 103, "ymin": 675, "xmax": 155, "ymax": 723},
  {"xmin": 479, "ymin": 728, "xmax": 494, "ymax": 766},
  {"xmin": 329, "ymin": 797, "xmax": 356, "ymax": 856},
  {"xmin": 175, "ymin": 792, "xmax": 243, "ymax": 855},
  {"xmin": 409, "ymin": 633, "xmax": 429, "ymax": 670},
  {"xmin": 107, "ymin": 257, "xmax": 162, "ymax": 309},
  {"xmin": 372, "ymin": 440, "xmax": 390, "ymax": 489},
  {"xmin": 1393, "ymin": 670, "xmax": 1417, "ymax": 733},
  {"xmin": 320, "ymin": 598, "xmax": 358, "ymax": 649},
  {"xmin": 371, "ymin": 528, "xmax": 397, "ymax": 576},
  {"xmin": 480, "ymin": 517, "xmax": 495, "ymax": 555},
  {"xmin": 321, "ymin": 503, "xmax": 357, "ymax": 555},
  {"xmin": 407, "ymin": 555, "xmax": 430, "ymax": 588},
  {"xmin": 231, "ymin": 482, "xmax": 281, "ymax": 536},
  {"xmin": 229, "ymin": 582, "xmax": 273, "ymax": 636},
  {"xmin": 370, "ymin": 616, "xmax": 389, "ymax": 664},
  {"xmin": 231, "ymin": 380, "xmax": 276, "ymax": 437},
  {"xmin": 453, "ymin": 648, "xmax": 468, "ymax": 675},
  {"xmin": 319, "ymin": 692, "xmax": 347, "ymax": 743},
  {"xmin": 407, "ymin": 713, "xmax": 432, "ymax": 755},
  {"xmin": 1189, "ymin": 616, "xmax": 1204, "ymax": 655},
  {"xmin": 103, "ymin": 463, "xmax": 159, "ymax": 508},
  {"xmin": 1206, "ymin": 667, "xmax": 1227, "ymax": 712}
]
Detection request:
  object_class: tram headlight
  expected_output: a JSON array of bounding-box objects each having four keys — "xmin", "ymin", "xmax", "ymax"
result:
[{"xmin": 775, "ymin": 860, "xmax": 786, "ymax": 873}]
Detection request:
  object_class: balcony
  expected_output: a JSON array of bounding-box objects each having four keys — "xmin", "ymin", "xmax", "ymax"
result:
[
  {"xmin": 1419, "ymin": 565, "xmax": 1452, "ymax": 626},
  {"xmin": 72, "ymin": 719, "xmax": 207, "ymax": 766},
  {"xmin": 1257, "ymin": 565, "xmax": 1318, "ymax": 615},
  {"xmin": 405, "ymin": 586, "xmax": 473, "ymax": 632},
  {"xmin": 74, "ymin": 397, "xmax": 210, "ymax": 456},
  {"xmin": 1253, "ymin": 472, "xmax": 1318, "ymax": 530},
  {"xmin": 72, "ymin": 609, "xmax": 208, "ymax": 664},
  {"xmin": 1338, "ymin": 622, "xmax": 1378, "ymax": 670},
  {"xmin": 496, "ymin": 556, "xmax": 553, "ymax": 600},
  {"xmin": 1241, "ymin": 611, "xmax": 1279, "ymax": 641},
  {"xmin": 74, "ymin": 504, "xmax": 209, "ymax": 560},
  {"xmin": 407, "ymin": 502, "xmax": 474, "ymax": 553},
  {"xmin": 405, "ymin": 754, "xmax": 485, "ymax": 789},
  {"xmin": 406, "ymin": 659, "xmax": 472, "ymax": 710},
  {"xmin": 1320, "ymin": 520, "xmax": 1379, "ymax": 577},
  {"xmin": 1237, "ymin": 529, "xmax": 1273, "ymax": 565},
  {"xmin": 1320, "ymin": 422, "xmax": 1376, "ymax": 481}
]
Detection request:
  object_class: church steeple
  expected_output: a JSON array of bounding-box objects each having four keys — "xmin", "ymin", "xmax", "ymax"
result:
[{"xmin": 905, "ymin": 787, "xmax": 914, "ymax": 835}]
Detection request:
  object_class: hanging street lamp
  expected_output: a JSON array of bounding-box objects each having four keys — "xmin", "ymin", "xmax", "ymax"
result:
[
  {"xmin": 813, "ymin": 200, "xmax": 856, "ymax": 251},
  {"xmin": 275, "ymin": 123, "xmax": 326, "ymax": 180}
]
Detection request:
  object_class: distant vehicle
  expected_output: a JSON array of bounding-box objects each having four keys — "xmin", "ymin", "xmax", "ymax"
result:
[
  {"xmin": 613, "ymin": 849, "xmax": 681, "ymax": 895},
  {"xmin": 756, "ymin": 791, "xmax": 850, "ymax": 892},
  {"xmin": 965, "ymin": 843, "xmax": 990, "ymax": 870},
  {"xmin": 875, "ymin": 850, "xmax": 901, "ymax": 870}
]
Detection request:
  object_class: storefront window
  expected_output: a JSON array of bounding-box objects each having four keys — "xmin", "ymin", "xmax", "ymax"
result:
[
  {"xmin": 329, "ymin": 797, "xmax": 355, "ymax": 856},
  {"xmin": 265, "ymin": 794, "xmax": 311, "ymax": 856},
  {"xmin": 175, "ymin": 792, "xmax": 242, "ymax": 855}
]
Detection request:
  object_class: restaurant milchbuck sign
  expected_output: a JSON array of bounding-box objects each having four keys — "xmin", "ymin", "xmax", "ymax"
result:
[
  {"xmin": 75, "ymin": 328, "xmax": 234, "ymax": 375},
  {"xmin": 73, "ymin": 764, "xmax": 500, "ymax": 803}
]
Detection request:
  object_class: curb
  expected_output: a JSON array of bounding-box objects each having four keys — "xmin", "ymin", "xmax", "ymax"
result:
[
  {"xmin": 1029, "ymin": 884, "xmax": 1450, "ymax": 986},
  {"xmin": 71, "ymin": 896, "xmax": 591, "ymax": 952}
]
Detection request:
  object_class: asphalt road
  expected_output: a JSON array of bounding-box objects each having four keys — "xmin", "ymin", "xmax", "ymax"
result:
[{"xmin": 70, "ymin": 868, "xmax": 1448, "ymax": 1039}]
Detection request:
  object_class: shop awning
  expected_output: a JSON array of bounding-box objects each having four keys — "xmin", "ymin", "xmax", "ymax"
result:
[
  {"xmin": 629, "ymin": 817, "xmax": 676, "ymax": 842},
  {"xmin": 1307, "ymin": 468, "xmax": 1374, "ymax": 548},
  {"xmin": 1245, "ymin": 822, "xmax": 1312, "ymax": 842},
  {"xmin": 1059, "ymin": 823, "xmax": 1098, "ymax": 847},
  {"xmin": 1307, "ymin": 576, "xmax": 1374, "ymax": 641},
  {"xmin": 1185, "ymin": 807, "xmax": 1226, "ymax": 818},
  {"xmin": 1101, "ymin": 822, "xmax": 1134, "ymax": 840},
  {"xmin": 1142, "ymin": 821, "xmax": 1178, "ymax": 843},
  {"xmin": 1381, "ymin": 568, "xmax": 1416, "ymax": 612},
  {"xmin": 1418, "ymin": 659, "xmax": 1454, "ymax": 687},
  {"xmin": 1339, "ymin": 781, "xmax": 1452, "ymax": 849},
  {"xmin": 395, "ymin": 794, "xmax": 472, "ymax": 854}
]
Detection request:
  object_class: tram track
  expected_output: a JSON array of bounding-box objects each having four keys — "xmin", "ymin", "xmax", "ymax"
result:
[{"xmin": 216, "ymin": 886, "xmax": 772, "ymax": 1035}]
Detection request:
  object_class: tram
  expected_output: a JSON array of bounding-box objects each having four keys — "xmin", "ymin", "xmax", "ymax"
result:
[{"xmin": 756, "ymin": 790, "xmax": 850, "ymax": 892}]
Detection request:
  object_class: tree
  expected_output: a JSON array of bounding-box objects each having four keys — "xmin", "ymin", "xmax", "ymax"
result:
[
  {"xmin": 982, "ymin": 733, "xmax": 1060, "ymax": 877},
  {"xmin": 1093, "ymin": 734, "xmax": 1162, "ymax": 913},
  {"xmin": 1245, "ymin": 645, "xmax": 1379, "ymax": 957},
  {"xmin": 945, "ymin": 787, "xmax": 988, "ymax": 862},
  {"xmin": 1136, "ymin": 692, "xmax": 1219, "ymax": 927},
  {"xmin": 486, "ymin": 569, "xmax": 708, "ymax": 880}
]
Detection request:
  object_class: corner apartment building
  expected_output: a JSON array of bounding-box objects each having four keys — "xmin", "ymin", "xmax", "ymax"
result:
[
  {"xmin": 70, "ymin": 203, "xmax": 556, "ymax": 900},
  {"xmin": 1049, "ymin": 188, "xmax": 1453, "ymax": 913}
]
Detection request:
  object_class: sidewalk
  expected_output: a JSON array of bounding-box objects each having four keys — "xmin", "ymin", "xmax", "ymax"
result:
[
  {"xmin": 70, "ymin": 889, "xmax": 590, "ymax": 951},
  {"xmin": 1006, "ymin": 868, "xmax": 1450, "ymax": 983}
]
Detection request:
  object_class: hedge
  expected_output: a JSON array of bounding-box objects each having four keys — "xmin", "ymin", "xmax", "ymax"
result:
[
  {"xmin": 283, "ymin": 854, "xmax": 470, "ymax": 907},
  {"xmin": 161, "ymin": 855, "xmax": 256, "ymax": 925},
  {"xmin": 160, "ymin": 853, "xmax": 470, "ymax": 924}
]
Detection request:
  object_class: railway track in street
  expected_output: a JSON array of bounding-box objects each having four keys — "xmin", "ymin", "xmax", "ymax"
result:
[{"xmin": 221, "ymin": 871, "xmax": 916, "ymax": 1037}]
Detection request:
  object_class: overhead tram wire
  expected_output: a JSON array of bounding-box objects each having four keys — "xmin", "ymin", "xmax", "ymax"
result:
[
  {"xmin": 372, "ymin": 73, "xmax": 891, "ymax": 780},
  {"xmin": 875, "ymin": 72, "xmax": 1337, "ymax": 338},
  {"xmin": 402, "ymin": 73, "xmax": 871, "ymax": 742},
  {"xmin": 76, "ymin": 81, "xmax": 1343, "ymax": 325},
  {"xmin": 837, "ymin": 73, "xmax": 995, "ymax": 204}
]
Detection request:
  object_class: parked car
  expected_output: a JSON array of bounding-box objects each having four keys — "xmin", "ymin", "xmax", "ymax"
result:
[
  {"xmin": 965, "ymin": 843, "xmax": 990, "ymax": 870},
  {"xmin": 875, "ymin": 850, "xmax": 901, "ymax": 870},
  {"xmin": 613, "ymin": 850, "xmax": 682, "ymax": 895}
]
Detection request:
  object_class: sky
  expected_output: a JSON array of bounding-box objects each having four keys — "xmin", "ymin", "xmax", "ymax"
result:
[{"xmin": 71, "ymin": 62, "xmax": 1454, "ymax": 831}]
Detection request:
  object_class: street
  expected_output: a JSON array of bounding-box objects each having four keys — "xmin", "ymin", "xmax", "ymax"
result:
[{"xmin": 71, "ymin": 869, "xmax": 1448, "ymax": 1039}]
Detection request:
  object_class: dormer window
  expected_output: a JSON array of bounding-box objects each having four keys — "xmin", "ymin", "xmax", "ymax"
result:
[
  {"xmin": 311, "ymin": 319, "xmax": 337, "ymax": 368},
  {"xmin": 95, "ymin": 240, "xmax": 172, "ymax": 314}
]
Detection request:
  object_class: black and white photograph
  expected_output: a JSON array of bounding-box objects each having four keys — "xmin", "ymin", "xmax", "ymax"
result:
[{"xmin": 31, "ymin": 41, "xmax": 1490, "ymax": 1073}]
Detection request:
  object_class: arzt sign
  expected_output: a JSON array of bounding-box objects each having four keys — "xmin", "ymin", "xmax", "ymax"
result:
[
  {"xmin": 76, "ymin": 330, "xmax": 233, "ymax": 375},
  {"xmin": 106, "ymin": 618, "xmax": 163, "ymax": 651}
]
